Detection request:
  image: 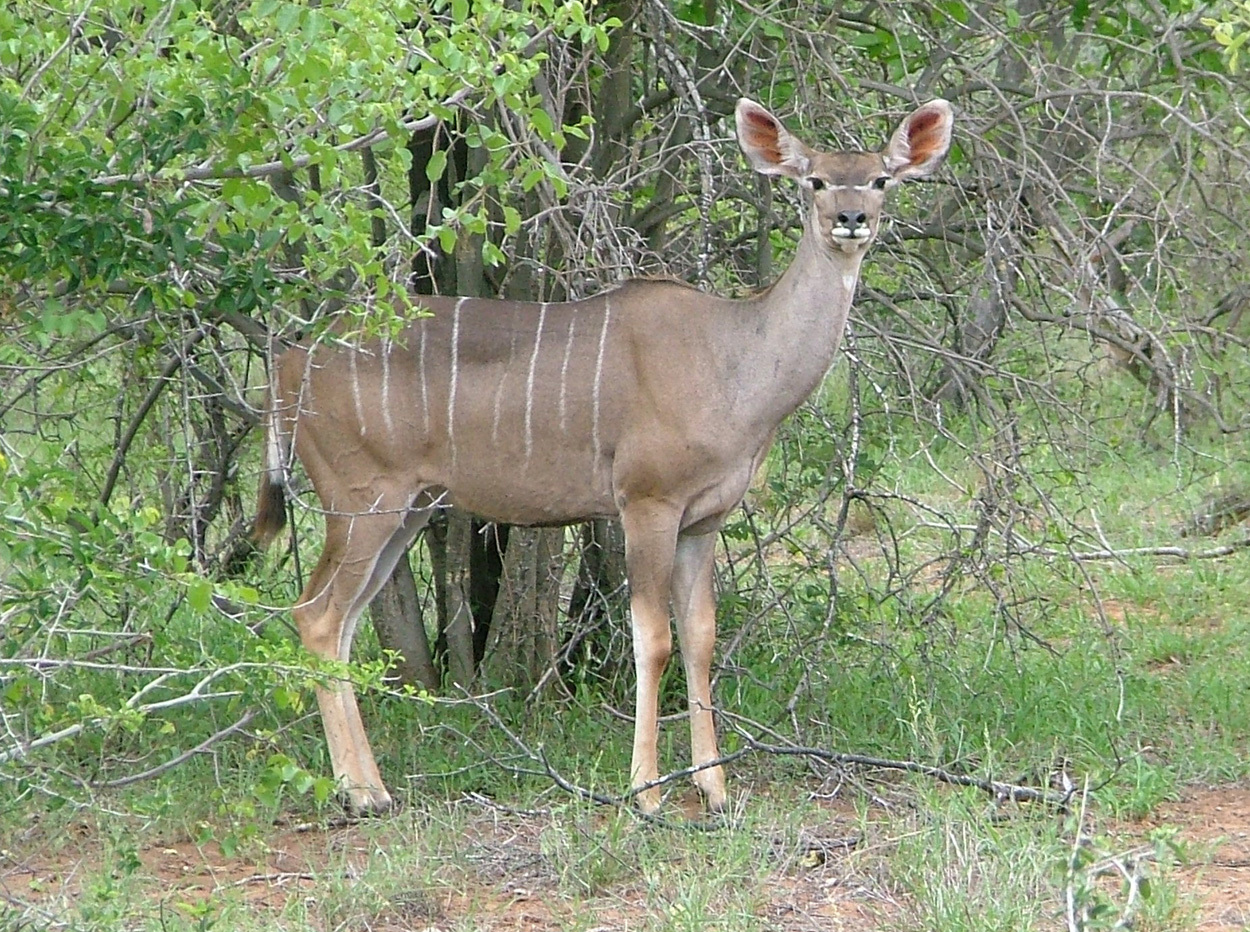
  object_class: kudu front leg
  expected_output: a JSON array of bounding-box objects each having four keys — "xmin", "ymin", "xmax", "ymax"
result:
[
  {"xmin": 620, "ymin": 501, "xmax": 680, "ymax": 813},
  {"xmin": 311, "ymin": 678, "xmax": 391, "ymax": 813},
  {"xmin": 673, "ymin": 530, "xmax": 727, "ymax": 812}
]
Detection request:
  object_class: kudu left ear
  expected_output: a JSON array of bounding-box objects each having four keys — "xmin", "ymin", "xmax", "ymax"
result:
[{"xmin": 882, "ymin": 99, "xmax": 954, "ymax": 182}]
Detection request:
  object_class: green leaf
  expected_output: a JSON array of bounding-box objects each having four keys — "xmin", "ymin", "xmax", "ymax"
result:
[
  {"xmin": 313, "ymin": 776, "xmax": 336, "ymax": 804},
  {"xmin": 530, "ymin": 106, "xmax": 554, "ymax": 140},
  {"xmin": 521, "ymin": 167, "xmax": 544, "ymax": 191},
  {"xmin": 1071, "ymin": 0, "xmax": 1090, "ymax": 29},
  {"xmin": 187, "ymin": 576, "xmax": 213, "ymax": 613},
  {"xmin": 425, "ymin": 148, "xmax": 449, "ymax": 183},
  {"xmin": 275, "ymin": 3, "xmax": 301, "ymax": 35}
]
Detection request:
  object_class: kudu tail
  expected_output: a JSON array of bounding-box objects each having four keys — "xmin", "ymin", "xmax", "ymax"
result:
[{"xmin": 251, "ymin": 394, "xmax": 289, "ymax": 549}]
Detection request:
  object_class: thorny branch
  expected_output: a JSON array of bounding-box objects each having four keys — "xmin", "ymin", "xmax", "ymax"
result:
[
  {"xmin": 0, "ymin": 660, "xmax": 331, "ymax": 768},
  {"xmin": 92, "ymin": 709, "xmax": 258, "ymax": 789},
  {"xmin": 1065, "ymin": 786, "xmax": 1156, "ymax": 932},
  {"xmin": 721, "ymin": 715, "xmax": 1075, "ymax": 808}
]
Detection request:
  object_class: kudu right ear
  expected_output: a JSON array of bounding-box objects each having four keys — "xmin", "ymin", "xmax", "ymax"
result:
[
  {"xmin": 736, "ymin": 98, "xmax": 814, "ymax": 179},
  {"xmin": 882, "ymin": 99, "xmax": 954, "ymax": 182}
]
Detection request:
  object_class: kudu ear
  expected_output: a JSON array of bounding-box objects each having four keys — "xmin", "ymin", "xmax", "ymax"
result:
[
  {"xmin": 882, "ymin": 99, "xmax": 954, "ymax": 182},
  {"xmin": 735, "ymin": 98, "xmax": 815, "ymax": 179}
]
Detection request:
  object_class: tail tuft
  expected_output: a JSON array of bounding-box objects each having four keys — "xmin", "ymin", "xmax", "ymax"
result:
[
  {"xmin": 251, "ymin": 392, "xmax": 289, "ymax": 549},
  {"xmin": 251, "ymin": 475, "xmax": 287, "ymax": 548}
]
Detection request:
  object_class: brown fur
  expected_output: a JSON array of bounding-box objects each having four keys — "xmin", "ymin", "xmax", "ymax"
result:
[{"xmin": 906, "ymin": 110, "xmax": 946, "ymax": 164}]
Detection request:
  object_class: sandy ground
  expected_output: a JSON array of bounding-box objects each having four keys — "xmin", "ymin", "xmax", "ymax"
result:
[{"xmin": 3, "ymin": 786, "xmax": 1248, "ymax": 930}]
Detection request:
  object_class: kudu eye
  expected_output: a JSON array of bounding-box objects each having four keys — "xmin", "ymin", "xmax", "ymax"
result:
[
  {"xmin": 808, "ymin": 177, "xmax": 826, "ymax": 191},
  {"xmin": 872, "ymin": 175, "xmax": 889, "ymax": 190}
]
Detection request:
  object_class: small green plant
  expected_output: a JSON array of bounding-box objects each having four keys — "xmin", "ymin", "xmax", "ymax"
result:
[
  {"xmin": 1062, "ymin": 807, "xmax": 1191, "ymax": 932},
  {"xmin": 174, "ymin": 899, "xmax": 220, "ymax": 931}
]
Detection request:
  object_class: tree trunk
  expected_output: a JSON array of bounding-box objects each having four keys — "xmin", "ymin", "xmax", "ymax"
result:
[
  {"xmin": 929, "ymin": 216, "xmax": 1014, "ymax": 406},
  {"xmin": 368, "ymin": 553, "xmax": 440, "ymax": 690},
  {"xmin": 481, "ymin": 527, "xmax": 566, "ymax": 692},
  {"xmin": 438, "ymin": 513, "xmax": 477, "ymax": 688},
  {"xmin": 562, "ymin": 518, "xmax": 629, "ymax": 684}
]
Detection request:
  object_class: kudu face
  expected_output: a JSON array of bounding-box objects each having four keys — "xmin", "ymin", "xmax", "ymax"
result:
[{"xmin": 736, "ymin": 98, "xmax": 954, "ymax": 255}]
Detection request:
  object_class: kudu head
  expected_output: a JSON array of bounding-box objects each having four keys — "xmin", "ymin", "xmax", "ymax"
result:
[{"xmin": 736, "ymin": 97, "xmax": 954, "ymax": 255}]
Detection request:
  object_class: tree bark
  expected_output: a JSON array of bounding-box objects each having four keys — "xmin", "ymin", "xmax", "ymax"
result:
[
  {"xmin": 368, "ymin": 554, "xmax": 440, "ymax": 690},
  {"xmin": 481, "ymin": 527, "xmax": 566, "ymax": 691},
  {"xmin": 562, "ymin": 518, "xmax": 629, "ymax": 683},
  {"xmin": 439, "ymin": 513, "xmax": 478, "ymax": 688}
]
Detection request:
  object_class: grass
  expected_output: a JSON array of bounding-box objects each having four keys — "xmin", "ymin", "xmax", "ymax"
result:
[
  {"xmin": 6, "ymin": 368, "xmax": 1250, "ymax": 930},
  {"xmin": 4, "ymin": 786, "xmax": 1203, "ymax": 932}
]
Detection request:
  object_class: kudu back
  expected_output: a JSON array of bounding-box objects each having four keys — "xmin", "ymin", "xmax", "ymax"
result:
[{"xmin": 254, "ymin": 97, "xmax": 954, "ymax": 814}]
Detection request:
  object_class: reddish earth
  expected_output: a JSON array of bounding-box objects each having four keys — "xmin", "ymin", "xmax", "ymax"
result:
[
  {"xmin": 1129, "ymin": 788, "xmax": 1250, "ymax": 930},
  {"xmin": 3, "ymin": 787, "xmax": 1248, "ymax": 930}
]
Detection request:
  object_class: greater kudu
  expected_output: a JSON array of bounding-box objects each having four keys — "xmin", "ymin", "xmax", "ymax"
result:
[{"xmin": 253, "ymin": 97, "xmax": 954, "ymax": 814}]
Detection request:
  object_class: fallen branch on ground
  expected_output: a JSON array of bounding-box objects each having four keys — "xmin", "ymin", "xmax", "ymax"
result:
[
  {"xmin": 726, "ymin": 722, "xmax": 1073, "ymax": 808},
  {"xmin": 463, "ymin": 691, "xmax": 1074, "ymax": 815},
  {"xmin": 1061, "ymin": 538, "xmax": 1250, "ymax": 562}
]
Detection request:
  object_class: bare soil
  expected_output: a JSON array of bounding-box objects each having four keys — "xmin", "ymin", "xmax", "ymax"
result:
[
  {"xmin": 3, "ymin": 787, "xmax": 1249, "ymax": 930},
  {"xmin": 1129, "ymin": 788, "xmax": 1250, "ymax": 930}
]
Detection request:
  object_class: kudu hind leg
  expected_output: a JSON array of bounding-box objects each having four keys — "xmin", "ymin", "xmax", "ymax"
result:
[
  {"xmin": 673, "ymin": 530, "xmax": 727, "ymax": 811},
  {"xmin": 294, "ymin": 507, "xmax": 425, "ymax": 813}
]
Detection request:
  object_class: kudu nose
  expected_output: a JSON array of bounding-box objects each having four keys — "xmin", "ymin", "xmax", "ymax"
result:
[{"xmin": 837, "ymin": 210, "xmax": 868, "ymax": 233}]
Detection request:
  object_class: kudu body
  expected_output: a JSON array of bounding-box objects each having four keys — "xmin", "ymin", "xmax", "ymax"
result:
[{"xmin": 253, "ymin": 97, "xmax": 954, "ymax": 814}]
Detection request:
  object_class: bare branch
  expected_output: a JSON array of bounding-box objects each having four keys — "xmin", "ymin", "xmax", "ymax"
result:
[{"xmin": 91, "ymin": 709, "xmax": 257, "ymax": 789}]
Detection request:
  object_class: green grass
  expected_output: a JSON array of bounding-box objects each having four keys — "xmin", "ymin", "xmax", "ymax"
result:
[
  {"xmin": 7, "ymin": 365, "xmax": 1250, "ymax": 930},
  {"xmin": 2, "ymin": 784, "xmax": 1203, "ymax": 932}
]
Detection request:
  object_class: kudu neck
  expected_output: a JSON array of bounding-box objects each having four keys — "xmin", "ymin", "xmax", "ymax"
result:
[{"xmin": 746, "ymin": 221, "xmax": 865, "ymax": 404}]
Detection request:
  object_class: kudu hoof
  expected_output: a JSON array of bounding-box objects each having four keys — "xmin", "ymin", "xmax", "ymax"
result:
[{"xmin": 340, "ymin": 783, "xmax": 394, "ymax": 817}]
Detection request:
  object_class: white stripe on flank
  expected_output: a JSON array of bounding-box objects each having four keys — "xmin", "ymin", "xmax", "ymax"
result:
[
  {"xmin": 349, "ymin": 345, "xmax": 365, "ymax": 436},
  {"xmin": 559, "ymin": 314, "xmax": 576, "ymax": 434},
  {"xmin": 591, "ymin": 296, "xmax": 611, "ymax": 468},
  {"xmin": 381, "ymin": 337, "xmax": 393, "ymax": 437},
  {"xmin": 523, "ymin": 303, "xmax": 548, "ymax": 461},
  {"xmin": 419, "ymin": 324, "xmax": 430, "ymax": 432},
  {"xmin": 448, "ymin": 297, "xmax": 467, "ymax": 466}
]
